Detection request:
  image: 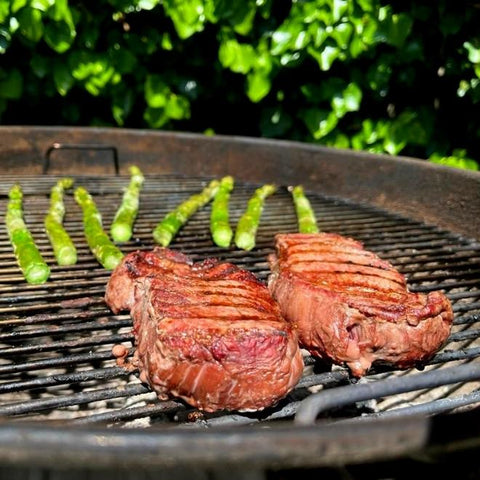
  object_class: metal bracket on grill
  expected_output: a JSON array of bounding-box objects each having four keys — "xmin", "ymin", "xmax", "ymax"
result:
[
  {"xmin": 294, "ymin": 362, "xmax": 480, "ymax": 425},
  {"xmin": 44, "ymin": 143, "xmax": 119, "ymax": 175}
]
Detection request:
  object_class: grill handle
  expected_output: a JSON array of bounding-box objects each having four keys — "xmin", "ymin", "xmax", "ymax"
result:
[{"xmin": 44, "ymin": 143, "xmax": 119, "ymax": 175}]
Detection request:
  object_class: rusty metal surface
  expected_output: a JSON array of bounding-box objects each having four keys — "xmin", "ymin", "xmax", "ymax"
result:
[
  {"xmin": 0, "ymin": 415, "xmax": 429, "ymax": 469},
  {"xmin": 1, "ymin": 126, "xmax": 479, "ymax": 239}
]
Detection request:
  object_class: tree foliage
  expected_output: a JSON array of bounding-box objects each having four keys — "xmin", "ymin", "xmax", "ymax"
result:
[{"xmin": 0, "ymin": 0, "xmax": 479, "ymax": 169}]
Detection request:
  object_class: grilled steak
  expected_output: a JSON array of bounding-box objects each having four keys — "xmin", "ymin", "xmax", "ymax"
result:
[
  {"xmin": 105, "ymin": 247, "xmax": 304, "ymax": 412},
  {"xmin": 268, "ymin": 232, "xmax": 454, "ymax": 377}
]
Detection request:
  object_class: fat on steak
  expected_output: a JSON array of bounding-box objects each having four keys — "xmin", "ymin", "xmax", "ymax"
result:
[
  {"xmin": 105, "ymin": 247, "xmax": 304, "ymax": 412},
  {"xmin": 268, "ymin": 233, "xmax": 454, "ymax": 377}
]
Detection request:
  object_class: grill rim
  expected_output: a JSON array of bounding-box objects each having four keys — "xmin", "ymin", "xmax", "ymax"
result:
[
  {"xmin": 1, "ymin": 125, "xmax": 480, "ymax": 239},
  {"xmin": 0, "ymin": 414, "xmax": 430, "ymax": 469},
  {"xmin": 0, "ymin": 126, "xmax": 480, "ymax": 468}
]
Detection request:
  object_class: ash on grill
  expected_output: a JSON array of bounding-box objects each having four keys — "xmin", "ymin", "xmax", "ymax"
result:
[{"xmin": 1, "ymin": 174, "xmax": 480, "ymax": 427}]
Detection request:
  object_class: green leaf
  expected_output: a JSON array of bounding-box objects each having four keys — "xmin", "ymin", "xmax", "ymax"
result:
[
  {"xmin": 271, "ymin": 26, "xmax": 297, "ymax": 55},
  {"xmin": 246, "ymin": 70, "xmax": 271, "ymax": 102},
  {"xmin": 144, "ymin": 106, "xmax": 168, "ymax": 128},
  {"xmin": 308, "ymin": 44, "xmax": 340, "ymax": 71},
  {"xmin": 330, "ymin": 22, "xmax": 353, "ymax": 50},
  {"xmin": 475, "ymin": 65, "xmax": 480, "ymax": 80},
  {"xmin": 0, "ymin": 4, "xmax": 7, "ymax": 24},
  {"xmin": 331, "ymin": 82, "xmax": 362, "ymax": 117},
  {"xmin": 165, "ymin": 94, "xmax": 190, "ymax": 119},
  {"xmin": 44, "ymin": 20, "xmax": 76, "ymax": 53},
  {"xmin": 219, "ymin": 39, "xmax": 256, "ymax": 74},
  {"xmin": 53, "ymin": 61, "xmax": 73, "ymax": 95},
  {"xmin": 0, "ymin": 68, "xmax": 23, "ymax": 99},
  {"xmin": 137, "ymin": 0, "xmax": 160, "ymax": 10},
  {"xmin": 302, "ymin": 108, "xmax": 338, "ymax": 139},
  {"xmin": 383, "ymin": 137, "xmax": 405, "ymax": 155},
  {"xmin": 144, "ymin": 74, "xmax": 170, "ymax": 108},
  {"xmin": 464, "ymin": 42, "xmax": 480, "ymax": 64},
  {"xmin": 327, "ymin": 133, "xmax": 350, "ymax": 149},
  {"xmin": 31, "ymin": 0, "xmax": 54, "ymax": 11},
  {"xmin": 17, "ymin": 7, "xmax": 44, "ymax": 43},
  {"xmin": 69, "ymin": 51, "xmax": 116, "ymax": 96},
  {"xmin": 331, "ymin": 0, "xmax": 348, "ymax": 23},
  {"xmin": 381, "ymin": 13, "xmax": 413, "ymax": 48},
  {"xmin": 163, "ymin": 0, "xmax": 206, "ymax": 39},
  {"xmin": 112, "ymin": 89, "xmax": 134, "ymax": 126},
  {"xmin": 161, "ymin": 32, "xmax": 173, "ymax": 50},
  {"xmin": 430, "ymin": 154, "xmax": 479, "ymax": 171},
  {"xmin": 308, "ymin": 22, "xmax": 328, "ymax": 49},
  {"xmin": 213, "ymin": 0, "xmax": 256, "ymax": 35},
  {"xmin": 11, "ymin": 0, "xmax": 28, "ymax": 14},
  {"xmin": 43, "ymin": 0, "xmax": 76, "ymax": 52}
]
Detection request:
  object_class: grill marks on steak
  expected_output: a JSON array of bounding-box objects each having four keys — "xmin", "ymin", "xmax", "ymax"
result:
[
  {"xmin": 268, "ymin": 233, "xmax": 454, "ymax": 377},
  {"xmin": 105, "ymin": 248, "xmax": 304, "ymax": 412}
]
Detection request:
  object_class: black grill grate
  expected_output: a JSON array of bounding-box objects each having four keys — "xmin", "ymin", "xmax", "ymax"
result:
[{"xmin": 0, "ymin": 173, "xmax": 479, "ymax": 427}]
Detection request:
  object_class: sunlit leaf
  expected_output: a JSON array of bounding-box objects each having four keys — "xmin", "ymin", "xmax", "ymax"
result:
[
  {"xmin": 302, "ymin": 108, "xmax": 338, "ymax": 139},
  {"xmin": 144, "ymin": 74, "xmax": 170, "ymax": 108},
  {"xmin": 219, "ymin": 38, "xmax": 255, "ymax": 74},
  {"xmin": 163, "ymin": 0, "xmax": 206, "ymax": 39},
  {"xmin": 165, "ymin": 94, "xmax": 190, "ymax": 119},
  {"xmin": 10, "ymin": 0, "xmax": 27, "ymax": 13},
  {"xmin": 331, "ymin": 0, "xmax": 348, "ymax": 23},
  {"xmin": 247, "ymin": 70, "xmax": 271, "ymax": 102},
  {"xmin": 430, "ymin": 152, "xmax": 479, "ymax": 170},
  {"xmin": 464, "ymin": 42, "xmax": 480, "ymax": 64},
  {"xmin": 308, "ymin": 44, "xmax": 339, "ymax": 71},
  {"xmin": 331, "ymin": 82, "xmax": 362, "ymax": 117},
  {"xmin": 330, "ymin": 22, "xmax": 353, "ymax": 50}
]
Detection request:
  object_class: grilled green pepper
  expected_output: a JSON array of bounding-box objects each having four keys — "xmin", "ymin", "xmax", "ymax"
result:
[
  {"xmin": 45, "ymin": 178, "xmax": 77, "ymax": 265},
  {"xmin": 74, "ymin": 186, "xmax": 124, "ymax": 270},
  {"xmin": 210, "ymin": 175, "xmax": 234, "ymax": 248},
  {"xmin": 6, "ymin": 184, "xmax": 50, "ymax": 284},
  {"xmin": 110, "ymin": 165, "xmax": 145, "ymax": 243},
  {"xmin": 290, "ymin": 185, "xmax": 319, "ymax": 233},
  {"xmin": 153, "ymin": 179, "xmax": 220, "ymax": 247},
  {"xmin": 234, "ymin": 184, "xmax": 276, "ymax": 251}
]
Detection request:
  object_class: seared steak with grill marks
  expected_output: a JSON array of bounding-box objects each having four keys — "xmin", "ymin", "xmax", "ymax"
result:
[
  {"xmin": 105, "ymin": 247, "xmax": 304, "ymax": 412},
  {"xmin": 268, "ymin": 233, "xmax": 453, "ymax": 377}
]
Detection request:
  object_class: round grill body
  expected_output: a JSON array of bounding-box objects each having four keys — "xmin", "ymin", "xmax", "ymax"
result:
[{"xmin": 0, "ymin": 126, "xmax": 479, "ymax": 474}]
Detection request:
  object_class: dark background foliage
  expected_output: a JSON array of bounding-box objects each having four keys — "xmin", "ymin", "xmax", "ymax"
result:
[{"xmin": 1, "ymin": 0, "xmax": 479, "ymax": 169}]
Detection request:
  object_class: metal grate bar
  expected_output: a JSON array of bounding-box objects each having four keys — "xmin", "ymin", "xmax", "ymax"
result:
[
  {"xmin": 0, "ymin": 350, "xmax": 115, "ymax": 375},
  {"xmin": 0, "ymin": 383, "xmax": 150, "ymax": 416},
  {"xmin": 71, "ymin": 400, "xmax": 185, "ymax": 425},
  {"xmin": 0, "ymin": 174, "xmax": 478, "ymax": 427},
  {"xmin": 294, "ymin": 363, "xmax": 480, "ymax": 425},
  {"xmin": 0, "ymin": 333, "xmax": 133, "ymax": 356},
  {"xmin": 0, "ymin": 366, "xmax": 128, "ymax": 394}
]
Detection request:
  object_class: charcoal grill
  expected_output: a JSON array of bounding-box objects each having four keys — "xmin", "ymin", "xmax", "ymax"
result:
[{"xmin": 0, "ymin": 126, "xmax": 480, "ymax": 477}]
